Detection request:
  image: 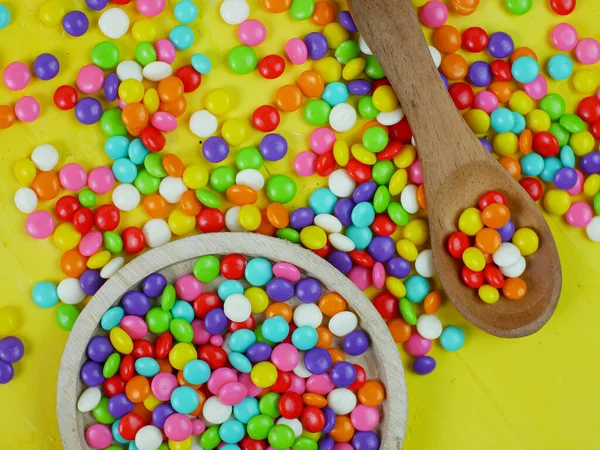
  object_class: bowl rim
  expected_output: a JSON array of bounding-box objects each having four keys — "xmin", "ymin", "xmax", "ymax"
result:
[{"xmin": 57, "ymin": 233, "xmax": 407, "ymax": 449}]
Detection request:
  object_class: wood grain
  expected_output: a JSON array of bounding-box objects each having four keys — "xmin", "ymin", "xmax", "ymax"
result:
[
  {"xmin": 348, "ymin": 0, "xmax": 562, "ymax": 337},
  {"xmin": 57, "ymin": 233, "xmax": 407, "ymax": 450}
]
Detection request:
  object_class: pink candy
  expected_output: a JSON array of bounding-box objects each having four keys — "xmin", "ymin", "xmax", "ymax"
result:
[
  {"xmin": 310, "ymin": 128, "xmax": 336, "ymax": 154},
  {"xmin": 77, "ymin": 65, "xmax": 105, "ymax": 94},
  {"xmin": 163, "ymin": 413, "xmax": 192, "ymax": 441},
  {"xmin": 3, "ymin": 62, "xmax": 31, "ymax": 91},
  {"xmin": 137, "ymin": 0, "xmax": 166, "ymax": 17},
  {"xmin": 350, "ymin": 405, "xmax": 380, "ymax": 431},
  {"xmin": 238, "ymin": 372, "xmax": 262, "ymax": 397},
  {"xmin": 407, "ymin": 160, "xmax": 423, "ymax": 184},
  {"xmin": 271, "ymin": 343, "xmax": 300, "ymax": 371},
  {"xmin": 473, "ymin": 91, "xmax": 499, "ymax": 114},
  {"xmin": 566, "ymin": 169, "xmax": 584, "ymax": 196},
  {"xmin": 418, "ymin": 0, "xmax": 448, "ymax": 28},
  {"xmin": 120, "ymin": 315, "xmax": 149, "ymax": 339},
  {"xmin": 294, "ymin": 152, "xmax": 317, "ymax": 176},
  {"xmin": 551, "ymin": 23, "xmax": 578, "ymax": 51},
  {"xmin": 285, "ymin": 38, "xmax": 308, "ymax": 65},
  {"xmin": 576, "ymin": 38, "xmax": 600, "ymax": 65},
  {"xmin": 524, "ymin": 75, "xmax": 548, "ymax": 100},
  {"xmin": 25, "ymin": 210, "xmax": 54, "ymax": 239},
  {"xmin": 372, "ymin": 262, "xmax": 385, "ymax": 290},
  {"xmin": 347, "ymin": 266, "xmax": 372, "ymax": 290},
  {"xmin": 191, "ymin": 319, "xmax": 211, "ymax": 345},
  {"xmin": 207, "ymin": 367, "xmax": 237, "ymax": 395},
  {"xmin": 210, "ymin": 334, "xmax": 224, "ymax": 346},
  {"xmin": 238, "ymin": 19, "xmax": 267, "ymax": 46},
  {"xmin": 218, "ymin": 381, "xmax": 248, "ymax": 405},
  {"xmin": 175, "ymin": 274, "xmax": 203, "ymax": 301},
  {"xmin": 151, "ymin": 111, "xmax": 178, "ymax": 132},
  {"xmin": 404, "ymin": 332, "xmax": 432, "ymax": 356},
  {"xmin": 88, "ymin": 167, "xmax": 115, "ymax": 194},
  {"xmin": 155, "ymin": 39, "xmax": 176, "ymax": 64},
  {"xmin": 151, "ymin": 372, "xmax": 178, "ymax": 400},
  {"xmin": 191, "ymin": 419, "xmax": 206, "ymax": 435},
  {"xmin": 79, "ymin": 230, "xmax": 103, "ymax": 256},
  {"xmin": 85, "ymin": 424, "xmax": 112, "ymax": 449},
  {"xmin": 288, "ymin": 374, "xmax": 306, "ymax": 394},
  {"xmin": 565, "ymin": 201, "xmax": 593, "ymax": 228},
  {"xmin": 306, "ymin": 374, "xmax": 334, "ymax": 395},
  {"xmin": 273, "ymin": 262, "xmax": 301, "ymax": 283},
  {"xmin": 15, "ymin": 96, "xmax": 40, "ymax": 122},
  {"xmin": 59, "ymin": 163, "xmax": 88, "ymax": 191}
]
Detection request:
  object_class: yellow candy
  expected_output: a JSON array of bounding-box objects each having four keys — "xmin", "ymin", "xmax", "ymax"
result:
[
  {"xmin": 169, "ymin": 437, "xmax": 192, "ymax": 450},
  {"xmin": 143, "ymin": 393, "xmax": 162, "ymax": 411},
  {"xmin": 543, "ymin": 189, "xmax": 571, "ymax": 215},
  {"xmin": 412, "ymin": 0, "xmax": 428, "ymax": 5},
  {"xmin": 13, "ymin": 159, "xmax": 37, "ymax": 185},
  {"xmin": 584, "ymin": 174, "xmax": 600, "ymax": 196},
  {"xmin": 183, "ymin": 165, "xmax": 209, "ymax": 189},
  {"xmin": 333, "ymin": 141, "xmax": 350, "ymax": 166},
  {"xmin": 351, "ymin": 144, "xmax": 377, "ymax": 165},
  {"xmin": 144, "ymin": 88, "xmax": 160, "ymax": 114},
  {"xmin": 388, "ymin": 169, "xmax": 408, "ymax": 196},
  {"xmin": 110, "ymin": 327, "xmax": 133, "ymax": 354},
  {"xmin": 119, "ymin": 79, "xmax": 145, "ymax": 104},
  {"xmin": 570, "ymin": 131, "xmax": 595, "ymax": 156},
  {"xmin": 396, "ymin": 239, "xmax": 418, "ymax": 261},
  {"xmin": 462, "ymin": 247, "xmax": 485, "ymax": 272},
  {"xmin": 509, "ymin": 90, "xmax": 534, "ymax": 115},
  {"xmin": 526, "ymin": 109, "xmax": 551, "ymax": 133},
  {"xmin": 39, "ymin": 0, "xmax": 65, "ymax": 26},
  {"xmin": 323, "ymin": 23, "xmax": 350, "ymax": 49},
  {"xmin": 386, "ymin": 277, "xmax": 406, "ymax": 298},
  {"xmin": 512, "ymin": 228, "xmax": 539, "ymax": 256},
  {"xmin": 132, "ymin": 20, "xmax": 161, "ymax": 42},
  {"xmin": 246, "ymin": 287, "xmax": 269, "ymax": 313},
  {"xmin": 404, "ymin": 219, "xmax": 429, "ymax": 245},
  {"xmin": 205, "ymin": 88, "xmax": 232, "ymax": 115},
  {"xmin": 238, "ymin": 204, "xmax": 261, "ymax": 231},
  {"xmin": 573, "ymin": 70, "xmax": 597, "ymax": 94},
  {"xmin": 458, "ymin": 207, "xmax": 484, "ymax": 236},
  {"xmin": 464, "ymin": 109, "xmax": 490, "ymax": 135},
  {"xmin": 493, "ymin": 132, "xmax": 518, "ymax": 156},
  {"xmin": 88, "ymin": 251, "xmax": 111, "ymax": 269},
  {"xmin": 0, "ymin": 307, "xmax": 19, "ymax": 335},
  {"xmin": 222, "ymin": 119, "xmax": 248, "ymax": 146},
  {"xmin": 302, "ymin": 431, "xmax": 322, "ymax": 441},
  {"xmin": 169, "ymin": 343, "xmax": 197, "ymax": 370},
  {"xmin": 342, "ymin": 58, "xmax": 366, "ymax": 80},
  {"xmin": 314, "ymin": 57, "xmax": 342, "ymax": 83},
  {"xmin": 478, "ymin": 285, "xmax": 499, "ymax": 304},
  {"xmin": 251, "ymin": 361, "xmax": 278, "ymax": 388},
  {"xmin": 53, "ymin": 223, "xmax": 81, "ymax": 251},
  {"xmin": 393, "ymin": 145, "xmax": 416, "ymax": 168},
  {"xmin": 168, "ymin": 210, "xmax": 196, "ymax": 236},
  {"xmin": 372, "ymin": 86, "xmax": 399, "ymax": 113},
  {"xmin": 300, "ymin": 226, "xmax": 327, "ymax": 250}
]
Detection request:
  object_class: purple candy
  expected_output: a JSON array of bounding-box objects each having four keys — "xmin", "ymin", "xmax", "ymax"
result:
[
  {"xmin": 108, "ymin": 393, "xmax": 135, "ymax": 418},
  {"xmin": 80, "ymin": 360, "xmax": 105, "ymax": 386},
  {"xmin": 0, "ymin": 360, "xmax": 14, "ymax": 384},
  {"xmin": 75, "ymin": 98, "xmax": 103, "ymax": 125},
  {"xmin": 468, "ymin": 61, "xmax": 492, "ymax": 87},
  {"xmin": 338, "ymin": 11, "xmax": 358, "ymax": 32},
  {"xmin": 85, "ymin": 0, "xmax": 109, "ymax": 10},
  {"xmin": 333, "ymin": 198, "xmax": 355, "ymax": 226},
  {"xmin": 33, "ymin": 53, "xmax": 60, "ymax": 80},
  {"xmin": 497, "ymin": 219, "xmax": 515, "ymax": 242},
  {"xmin": 352, "ymin": 431, "xmax": 380, "ymax": 450},
  {"xmin": 319, "ymin": 436, "xmax": 334, "ymax": 450},
  {"xmin": 581, "ymin": 152, "xmax": 600, "ymax": 174},
  {"xmin": 440, "ymin": 71, "xmax": 449, "ymax": 89},
  {"xmin": 367, "ymin": 236, "xmax": 395, "ymax": 262},
  {"xmin": 246, "ymin": 342, "xmax": 272, "ymax": 363},
  {"xmin": 487, "ymin": 32, "xmax": 514, "ymax": 58},
  {"xmin": 327, "ymin": 251, "xmax": 353, "ymax": 274},
  {"xmin": 122, "ymin": 291, "xmax": 151, "ymax": 316},
  {"xmin": 266, "ymin": 278, "xmax": 295, "ymax": 302},
  {"xmin": 260, "ymin": 134, "xmax": 288, "ymax": 161},
  {"xmin": 63, "ymin": 11, "xmax": 89, "ymax": 37},
  {"xmin": 480, "ymin": 137, "xmax": 493, "ymax": 153},
  {"xmin": 295, "ymin": 278, "xmax": 322, "ymax": 303},
  {"xmin": 413, "ymin": 355, "xmax": 436, "ymax": 375},
  {"xmin": 86, "ymin": 336, "xmax": 114, "ymax": 363},
  {"xmin": 80, "ymin": 269, "xmax": 104, "ymax": 295},
  {"xmin": 204, "ymin": 308, "xmax": 229, "ymax": 334},
  {"xmin": 553, "ymin": 167, "xmax": 577, "ymax": 190},
  {"xmin": 304, "ymin": 32, "xmax": 329, "ymax": 60},
  {"xmin": 329, "ymin": 361, "xmax": 356, "ymax": 387},
  {"xmin": 386, "ymin": 257, "xmax": 411, "ymax": 278},
  {"xmin": 202, "ymin": 137, "xmax": 229, "ymax": 163},
  {"xmin": 152, "ymin": 404, "xmax": 176, "ymax": 428},
  {"xmin": 322, "ymin": 407, "xmax": 336, "ymax": 433},
  {"xmin": 143, "ymin": 273, "xmax": 168, "ymax": 297},
  {"xmin": 353, "ymin": 182, "xmax": 377, "ymax": 203},
  {"xmin": 304, "ymin": 348, "xmax": 332, "ymax": 374},
  {"xmin": 104, "ymin": 73, "xmax": 119, "ymax": 102},
  {"xmin": 348, "ymin": 79, "xmax": 371, "ymax": 96},
  {"xmin": 290, "ymin": 207, "xmax": 315, "ymax": 230},
  {"xmin": 343, "ymin": 330, "xmax": 369, "ymax": 356},
  {"xmin": 0, "ymin": 337, "xmax": 24, "ymax": 363}
]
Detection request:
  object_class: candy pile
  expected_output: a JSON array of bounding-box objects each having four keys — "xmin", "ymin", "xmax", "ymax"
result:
[
  {"xmin": 0, "ymin": 308, "xmax": 24, "ymax": 384},
  {"xmin": 448, "ymin": 191, "xmax": 538, "ymax": 303},
  {"xmin": 77, "ymin": 255, "xmax": 385, "ymax": 450}
]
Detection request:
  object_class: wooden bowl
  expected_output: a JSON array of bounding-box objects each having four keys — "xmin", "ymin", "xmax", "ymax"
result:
[{"xmin": 57, "ymin": 234, "xmax": 407, "ymax": 449}]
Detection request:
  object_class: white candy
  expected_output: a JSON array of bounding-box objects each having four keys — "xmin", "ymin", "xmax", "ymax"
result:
[
  {"xmin": 359, "ymin": 35, "xmax": 372, "ymax": 55},
  {"xmin": 329, "ymin": 233, "xmax": 356, "ymax": 252},
  {"xmin": 224, "ymin": 294, "xmax": 252, "ymax": 322},
  {"xmin": 429, "ymin": 45, "xmax": 441, "ymax": 68},
  {"xmin": 411, "ymin": 136, "xmax": 416, "ymax": 147},
  {"xmin": 189, "ymin": 110, "xmax": 218, "ymax": 138},
  {"xmin": 117, "ymin": 60, "xmax": 143, "ymax": 81},
  {"xmin": 236, "ymin": 169, "xmax": 264, "ymax": 191},
  {"xmin": 202, "ymin": 396, "xmax": 233, "ymax": 425},
  {"xmin": 112, "ymin": 184, "xmax": 140, "ymax": 211},
  {"xmin": 31, "ymin": 144, "xmax": 58, "ymax": 171},
  {"xmin": 98, "ymin": 8, "xmax": 129, "ymax": 39},
  {"xmin": 416, "ymin": 314, "xmax": 442, "ymax": 340},
  {"xmin": 400, "ymin": 184, "xmax": 419, "ymax": 214},
  {"xmin": 329, "ymin": 311, "xmax": 358, "ymax": 337},
  {"xmin": 329, "ymin": 103, "xmax": 357, "ymax": 132},
  {"xmin": 225, "ymin": 206, "xmax": 244, "ymax": 232},
  {"xmin": 220, "ymin": 0, "xmax": 250, "ymax": 24},
  {"xmin": 143, "ymin": 219, "xmax": 171, "ymax": 248},
  {"xmin": 57, "ymin": 278, "xmax": 86, "ymax": 305},
  {"xmin": 276, "ymin": 418, "xmax": 303, "ymax": 438},
  {"xmin": 314, "ymin": 214, "xmax": 342, "ymax": 233},
  {"xmin": 135, "ymin": 425, "xmax": 163, "ymax": 450},
  {"xmin": 77, "ymin": 386, "xmax": 101, "ymax": 412},
  {"xmin": 14, "ymin": 188, "xmax": 37, "ymax": 213},
  {"xmin": 586, "ymin": 216, "xmax": 600, "ymax": 242},
  {"xmin": 327, "ymin": 388, "xmax": 357, "ymax": 415},
  {"xmin": 159, "ymin": 177, "xmax": 187, "ymax": 203},
  {"xmin": 415, "ymin": 249, "xmax": 435, "ymax": 278},
  {"xmin": 493, "ymin": 242, "xmax": 521, "ymax": 267},
  {"xmin": 499, "ymin": 255, "xmax": 526, "ymax": 278},
  {"xmin": 377, "ymin": 107, "xmax": 404, "ymax": 126},
  {"xmin": 142, "ymin": 61, "xmax": 173, "ymax": 82},
  {"xmin": 292, "ymin": 354, "xmax": 312, "ymax": 378},
  {"xmin": 101, "ymin": 257, "xmax": 125, "ymax": 279},
  {"xmin": 293, "ymin": 303, "xmax": 322, "ymax": 328},
  {"xmin": 328, "ymin": 169, "xmax": 356, "ymax": 197}
]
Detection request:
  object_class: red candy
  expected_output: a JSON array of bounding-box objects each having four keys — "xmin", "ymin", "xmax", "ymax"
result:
[
  {"xmin": 271, "ymin": 370, "xmax": 293, "ymax": 393},
  {"xmin": 371, "ymin": 214, "xmax": 397, "ymax": 236},
  {"xmin": 141, "ymin": 126, "xmax": 166, "ymax": 152},
  {"xmin": 278, "ymin": 391, "xmax": 303, "ymax": 419},
  {"xmin": 198, "ymin": 344, "xmax": 228, "ymax": 369},
  {"xmin": 461, "ymin": 266, "xmax": 485, "ymax": 289},
  {"xmin": 197, "ymin": 208, "xmax": 225, "ymax": 233},
  {"xmin": 55, "ymin": 195, "xmax": 81, "ymax": 221},
  {"xmin": 491, "ymin": 60, "xmax": 513, "ymax": 81},
  {"xmin": 478, "ymin": 191, "xmax": 507, "ymax": 210},
  {"xmin": 72, "ymin": 207, "xmax": 95, "ymax": 234},
  {"xmin": 240, "ymin": 436, "xmax": 268, "ymax": 450},
  {"xmin": 448, "ymin": 82, "xmax": 474, "ymax": 110},
  {"xmin": 252, "ymin": 105, "xmax": 280, "ymax": 132},
  {"xmin": 258, "ymin": 55, "xmax": 286, "ymax": 79},
  {"xmin": 132, "ymin": 339, "xmax": 155, "ymax": 359},
  {"xmin": 95, "ymin": 204, "xmax": 120, "ymax": 231},
  {"xmin": 104, "ymin": 375, "xmax": 126, "ymax": 397},
  {"xmin": 388, "ymin": 119, "xmax": 412, "ymax": 144},
  {"xmin": 119, "ymin": 355, "xmax": 135, "ymax": 382},
  {"xmin": 549, "ymin": 0, "xmax": 575, "ymax": 15},
  {"xmin": 312, "ymin": 240, "xmax": 332, "ymax": 258},
  {"xmin": 347, "ymin": 159, "xmax": 372, "ymax": 182},
  {"xmin": 371, "ymin": 78, "xmax": 391, "ymax": 91},
  {"xmin": 532, "ymin": 131, "xmax": 559, "ymax": 157},
  {"xmin": 54, "ymin": 85, "xmax": 78, "ymax": 110},
  {"xmin": 175, "ymin": 65, "xmax": 202, "ymax": 92},
  {"xmin": 155, "ymin": 332, "xmax": 173, "ymax": 359},
  {"xmin": 373, "ymin": 291, "xmax": 399, "ymax": 320},
  {"xmin": 377, "ymin": 140, "xmax": 403, "ymax": 160},
  {"xmin": 193, "ymin": 293, "xmax": 222, "ymax": 319},
  {"xmin": 220, "ymin": 254, "xmax": 247, "ymax": 279},
  {"xmin": 119, "ymin": 413, "xmax": 146, "ymax": 441},
  {"xmin": 576, "ymin": 96, "xmax": 600, "ymax": 123},
  {"xmin": 229, "ymin": 315, "xmax": 256, "ymax": 332},
  {"xmin": 122, "ymin": 227, "xmax": 146, "ymax": 254},
  {"xmin": 316, "ymin": 151, "xmax": 335, "ymax": 177},
  {"xmin": 519, "ymin": 177, "xmax": 543, "ymax": 201},
  {"xmin": 348, "ymin": 364, "xmax": 366, "ymax": 391},
  {"xmin": 447, "ymin": 231, "xmax": 470, "ymax": 259},
  {"xmin": 349, "ymin": 250, "xmax": 374, "ymax": 268},
  {"xmin": 461, "ymin": 27, "xmax": 489, "ymax": 53},
  {"xmin": 484, "ymin": 264, "xmax": 506, "ymax": 289},
  {"xmin": 300, "ymin": 406, "xmax": 326, "ymax": 433}
]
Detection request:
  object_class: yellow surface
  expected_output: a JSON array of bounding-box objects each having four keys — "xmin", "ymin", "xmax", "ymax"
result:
[{"xmin": 1, "ymin": 1, "xmax": 599, "ymax": 449}]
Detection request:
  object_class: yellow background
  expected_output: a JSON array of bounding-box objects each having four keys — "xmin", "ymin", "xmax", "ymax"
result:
[{"xmin": 1, "ymin": 0, "xmax": 599, "ymax": 449}]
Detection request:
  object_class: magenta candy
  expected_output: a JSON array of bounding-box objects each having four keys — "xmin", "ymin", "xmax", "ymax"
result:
[
  {"xmin": 306, "ymin": 374, "xmax": 334, "ymax": 395},
  {"xmin": 191, "ymin": 319, "xmax": 211, "ymax": 345},
  {"xmin": 407, "ymin": 160, "xmax": 423, "ymax": 184},
  {"xmin": 85, "ymin": 424, "xmax": 113, "ymax": 449},
  {"xmin": 79, "ymin": 230, "xmax": 103, "ymax": 256},
  {"xmin": 372, "ymin": 262, "xmax": 385, "ymax": 290},
  {"xmin": 350, "ymin": 405, "xmax": 380, "ymax": 432},
  {"xmin": 271, "ymin": 343, "xmax": 299, "ymax": 371},
  {"xmin": 175, "ymin": 274, "xmax": 203, "ymax": 301},
  {"xmin": 288, "ymin": 374, "xmax": 306, "ymax": 394},
  {"xmin": 154, "ymin": 38, "xmax": 176, "ymax": 63},
  {"xmin": 120, "ymin": 315, "xmax": 149, "ymax": 339},
  {"xmin": 565, "ymin": 201, "xmax": 593, "ymax": 228},
  {"xmin": 207, "ymin": 367, "xmax": 237, "ymax": 395},
  {"xmin": 218, "ymin": 381, "xmax": 248, "ymax": 405},
  {"xmin": 347, "ymin": 266, "xmax": 371, "ymax": 290},
  {"xmin": 272, "ymin": 262, "xmax": 301, "ymax": 283},
  {"xmin": 404, "ymin": 333, "xmax": 432, "ymax": 356},
  {"xmin": 151, "ymin": 111, "xmax": 178, "ymax": 132}
]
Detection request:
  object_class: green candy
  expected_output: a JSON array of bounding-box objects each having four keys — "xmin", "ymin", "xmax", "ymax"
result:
[
  {"xmin": 304, "ymin": 99, "xmax": 331, "ymax": 126},
  {"xmin": 247, "ymin": 415, "xmax": 275, "ymax": 440},
  {"xmin": 268, "ymin": 424, "xmax": 296, "ymax": 450},
  {"xmin": 56, "ymin": 304, "xmax": 80, "ymax": 331},
  {"xmin": 358, "ymin": 95, "xmax": 379, "ymax": 120},
  {"xmin": 334, "ymin": 40, "xmax": 360, "ymax": 64},
  {"xmin": 103, "ymin": 353, "xmax": 120, "ymax": 378},
  {"xmin": 276, "ymin": 228, "xmax": 300, "ymax": 243},
  {"xmin": 93, "ymin": 397, "xmax": 116, "ymax": 425},
  {"xmin": 399, "ymin": 297, "xmax": 417, "ymax": 325},
  {"xmin": 135, "ymin": 42, "xmax": 157, "ymax": 66},
  {"xmin": 363, "ymin": 127, "xmax": 389, "ymax": 153},
  {"xmin": 78, "ymin": 189, "xmax": 96, "ymax": 207},
  {"xmin": 100, "ymin": 108, "xmax": 127, "ymax": 137},
  {"xmin": 144, "ymin": 153, "xmax": 167, "ymax": 178},
  {"xmin": 540, "ymin": 93, "xmax": 566, "ymax": 121},
  {"xmin": 388, "ymin": 202, "xmax": 409, "ymax": 226},
  {"xmin": 228, "ymin": 45, "xmax": 258, "ymax": 74},
  {"xmin": 194, "ymin": 255, "xmax": 221, "ymax": 282},
  {"xmin": 372, "ymin": 160, "xmax": 395, "ymax": 185},
  {"xmin": 289, "ymin": 0, "xmax": 315, "ymax": 20},
  {"xmin": 161, "ymin": 285, "xmax": 176, "ymax": 311},
  {"xmin": 559, "ymin": 114, "xmax": 585, "ymax": 133},
  {"xmin": 210, "ymin": 166, "xmax": 236, "ymax": 193},
  {"xmin": 254, "ymin": 324, "xmax": 274, "ymax": 346},
  {"xmin": 170, "ymin": 318, "xmax": 194, "ymax": 343},
  {"xmin": 105, "ymin": 446, "xmax": 123, "ymax": 450},
  {"xmin": 373, "ymin": 185, "xmax": 391, "ymax": 213},
  {"xmin": 549, "ymin": 123, "xmax": 570, "ymax": 147},
  {"xmin": 594, "ymin": 193, "xmax": 600, "ymax": 215},
  {"xmin": 259, "ymin": 392, "xmax": 281, "ymax": 418},
  {"xmin": 146, "ymin": 307, "xmax": 173, "ymax": 334},
  {"xmin": 365, "ymin": 55, "xmax": 386, "ymax": 79},
  {"xmin": 266, "ymin": 175, "xmax": 297, "ymax": 203},
  {"xmin": 236, "ymin": 147, "xmax": 263, "ymax": 170},
  {"xmin": 292, "ymin": 437, "xmax": 318, "ymax": 450},
  {"xmin": 505, "ymin": 0, "xmax": 532, "ymax": 14},
  {"xmin": 134, "ymin": 169, "xmax": 161, "ymax": 195},
  {"xmin": 200, "ymin": 426, "xmax": 222, "ymax": 449},
  {"xmin": 157, "ymin": 444, "xmax": 169, "ymax": 450},
  {"xmin": 104, "ymin": 231, "xmax": 123, "ymax": 254},
  {"xmin": 91, "ymin": 41, "xmax": 120, "ymax": 70},
  {"xmin": 196, "ymin": 189, "xmax": 222, "ymax": 208}
]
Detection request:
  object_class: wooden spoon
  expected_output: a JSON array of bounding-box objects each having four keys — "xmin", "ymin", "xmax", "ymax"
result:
[{"xmin": 348, "ymin": 0, "xmax": 562, "ymax": 337}]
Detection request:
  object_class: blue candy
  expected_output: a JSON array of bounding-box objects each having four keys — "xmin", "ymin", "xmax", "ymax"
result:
[
  {"xmin": 170, "ymin": 386, "xmax": 199, "ymax": 414},
  {"xmin": 134, "ymin": 357, "xmax": 159, "ymax": 377},
  {"xmin": 547, "ymin": 54, "xmax": 573, "ymax": 81},
  {"xmin": 174, "ymin": 0, "xmax": 198, "ymax": 24},
  {"xmin": 261, "ymin": 316, "xmax": 289, "ymax": 343},
  {"xmin": 511, "ymin": 56, "xmax": 539, "ymax": 83},
  {"xmin": 230, "ymin": 329, "xmax": 257, "ymax": 353},
  {"xmin": 345, "ymin": 225, "xmax": 373, "ymax": 250},
  {"xmin": 112, "ymin": 158, "xmax": 138, "ymax": 183},
  {"xmin": 32, "ymin": 281, "xmax": 59, "ymax": 308},
  {"xmin": 490, "ymin": 108, "xmax": 515, "ymax": 133},
  {"xmin": 105, "ymin": 136, "xmax": 130, "ymax": 160},
  {"xmin": 233, "ymin": 397, "xmax": 260, "ymax": 424},
  {"xmin": 218, "ymin": 280, "xmax": 245, "ymax": 300},
  {"xmin": 440, "ymin": 326, "xmax": 465, "ymax": 352},
  {"xmin": 192, "ymin": 54, "xmax": 212, "ymax": 74},
  {"xmin": 309, "ymin": 188, "xmax": 338, "ymax": 214},
  {"xmin": 322, "ymin": 82, "xmax": 349, "ymax": 106},
  {"xmin": 171, "ymin": 300, "xmax": 195, "ymax": 322},
  {"xmin": 245, "ymin": 257, "xmax": 273, "ymax": 286},
  {"xmin": 183, "ymin": 359, "xmax": 211, "ymax": 384},
  {"xmin": 520, "ymin": 153, "xmax": 545, "ymax": 176},
  {"xmin": 405, "ymin": 275, "xmax": 430, "ymax": 303},
  {"xmin": 169, "ymin": 25, "xmax": 195, "ymax": 50},
  {"xmin": 292, "ymin": 326, "xmax": 319, "ymax": 351}
]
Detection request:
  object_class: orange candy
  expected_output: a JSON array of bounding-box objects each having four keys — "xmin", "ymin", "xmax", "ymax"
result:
[
  {"xmin": 266, "ymin": 203, "xmax": 289, "ymax": 229},
  {"xmin": 265, "ymin": 302, "xmax": 293, "ymax": 322},
  {"xmin": 60, "ymin": 249, "xmax": 88, "ymax": 277},
  {"xmin": 126, "ymin": 375, "xmax": 150, "ymax": 403},
  {"xmin": 163, "ymin": 154, "xmax": 184, "ymax": 177},
  {"xmin": 159, "ymin": 96, "xmax": 187, "ymax": 117},
  {"xmin": 275, "ymin": 85, "xmax": 303, "ymax": 112},
  {"xmin": 357, "ymin": 380, "xmax": 385, "ymax": 406},
  {"xmin": 475, "ymin": 228, "xmax": 502, "ymax": 253},
  {"xmin": 417, "ymin": 184, "xmax": 427, "ymax": 210},
  {"xmin": 360, "ymin": 121, "xmax": 387, "ymax": 137},
  {"xmin": 489, "ymin": 81, "xmax": 514, "ymax": 103},
  {"xmin": 132, "ymin": 402, "xmax": 153, "ymax": 424},
  {"xmin": 502, "ymin": 277, "xmax": 527, "ymax": 300},
  {"xmin": 302, "ymin": 393, "xmax": 328, "ymax": 408},
  {"xmin": 157, "ymin": 76, "xmax": 184, "ymax": 103},
  {"xmin": 256, "ymin": 210, "xmax": 276, "ymax": 236},
  {"xmin": 297, "ymin": 71, "xmax": 325, "ymax": 97},
  {"xmin": 180, "ymin": 190, "xmax": 202, "ymax": 216},
  {"xmin": 318, "ymin": 293, "xmax": 347, "ymax": 316},
  {"xmin": 189, "ymin": 390, "xmax": 206, "ymax": 416},
  {"xmin": 177, "ymin": 369, "xmax": 201, "ymax": 388},
  {"xmin": 450, "ymin": 0, "xmax": 480, "ymax": 15},
  {"xmin": 432, "ymin": 25, "xmax": 462, "ymax": 53},
  {"xmin": 510, "ymin": 47, "xmax": 538, "ymax": 63},
  {"xmin": 330, "ymin": 416, "xmax": 355, "ymax": 443},
  {"xmin": 499, "ymin": 156, "xmax": 521, "ymax": 179},
  {"xmin": 481, "ymin": 203, "xmax": 511, "ymax": 229},
  {"xmin": 143, "ymin": 194, "xmax": 167, "ymax": 218},
  {"xmin": 519, "ymin": 129, "xmax": 533, "ymax": 154},
  {"xmin": 311, "ymin": 1, "xmax": 336, "ymax": 25},
  {"xmin": 226, "ymin": 184, "xmax": 258, "ymax": 206},
  {"xmin": 328, "ymin": 348, "xmax": 345, "ymax": 364},
  {"xmin": 158, "ymin": 359, "xmax": 173, "ymax": 373},
  {"xmin": 31, "ymin": 171, "xmax": 60, "ymax": 200},
  {"xmin": 315, "ymin": 326, "xmax": 332, "ymax": 348},
  {"xmin": 440, "ymin": 53, "xmax": 468, "ymax": 80},
  {"xmin": 263, "ymin": 0, "xmax": 291, "ymax": 13},
  {"xmin": 387, "ymin": 318, "xmax": 412, "ymax": 343},
  {"xmin": 126, "ymin": 125, "xmax": 144, "ymax": 137},
  {"xmin": 122, "ymin": 103, "xmax": 149, "ymax": 129},
  {"xmin": 0, "ymin": 105, "xmax": 15, "ymax": 129},
  {"xmin": 423, "ymin": 291, "xmax": 442, "ymax": 314}
]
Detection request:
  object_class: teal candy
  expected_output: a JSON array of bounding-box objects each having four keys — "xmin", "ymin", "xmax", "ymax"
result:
[
  {"xmin": 309, "ymin": 188, "xmax": 338, "ymax": 214},
  {"xmin": 230, "ymin": 329, "xmax": 257, "ymax": 353},
  {"xmin": 520, "ymin": 153, "xmax": 545, "ymax": 176},
  {"xmin": 245, "ymin": 258, "xmax": 273, "ymax": 286},
  {"xmin": 128, "ymin": 138, "xmax": 150, "ymax": 164},
  {"xmin": 511, "ymin": 112, "xmax": 526, "ymax": 134},
  {"xmin": 560, "ymin": 145, "xmax": 576, "ymax": 168},
  {"xmin": 291, "ymin": 326, "xmax": 319, "ymax": 350},
  {"xmin": 234, "ymin": 397, "xmax": 260, "ymax": 424},
  {"xmin": 540, "ymin": 157, "xmax": 563, "ymax": 182},
  {"xmin": 229, "ymin": 352, "xmax": 253, "ymax": 373},
  {"xmin": 218, "ymin": 280, "xmax": 245, "ymax": 300},
  {"xmin": 221, "ymin": 445, "xmax": 241, "ymax": 450},
  {"xmin": 547, "ymin": 54, "xmax": 573, "ymax": 81},
  {"xmin": 171, "ymin": 300, "xmax": 195, "ymax": 322},
  {"xmin": 171, "ymin": 386, "xmax": 200, "ymax": 414},
  {"xmin": 261, "ymin": 316, "xmax": 289, "ymax": 343},
  {"xmin": 112, "ymin": 420, "xmax": 129, "ymax": 444},
  {"xmin": 440, "ymin": 326, "xmax": 465, "ymax": 352},
  {"xmin": 112, "ymin": 158, "xmax": 138, "ymax": 183},
  {"xmin": 404, "ymin": 275, "xmax": 430, "ymax": 303},
  {"xmin": 220, "ymin": 420, "xmax": 246, "ymax": 444},
  {"xmin": 101, "ymin": 306, "xmax": 125, "ymax": 330},
  {"xmin": 129, "ymin": 441, "xmax": 141, "ymax": 450},
  {"xmin": 105, "ymin": 136, "xmax": 130, "ymax": 160},
  {"xmin": 134, "ymin": 357, "xmax": 160, "ymax": 377},
  {"xmin": 32, "ymin": 281, "xmax": 59, "ymax": 308},
  {"xmin": 183, "ymin": 359, "xmax": 211, "ymax": 384},
  {"xmin": 345, "ymin": 225, "xmax": 373, "ymax": 250},
  {"xmin": 192, "ymin": 53, "xmax": 212, "ymax": 74},
  {"xmin": 490, "ymin": 108, "xmax": 515, "ymax": 133},
  {"xmin": 174, "ymin": 0, "xmax": 198, "ymax": 24},
  {"xmin": 351, "ymin": 202, "xmax": 375, "ymax": 228},
  {"xmin": 169, "ymin": 25, "xmax": 195, "ymax": 50},
  {"xmin": 321, "ymin": 82, "xmax": 349, "ymax": 107},
  {"xmin": 511, "ymin": 56, "xmax": 539, "ymax": 83}
]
